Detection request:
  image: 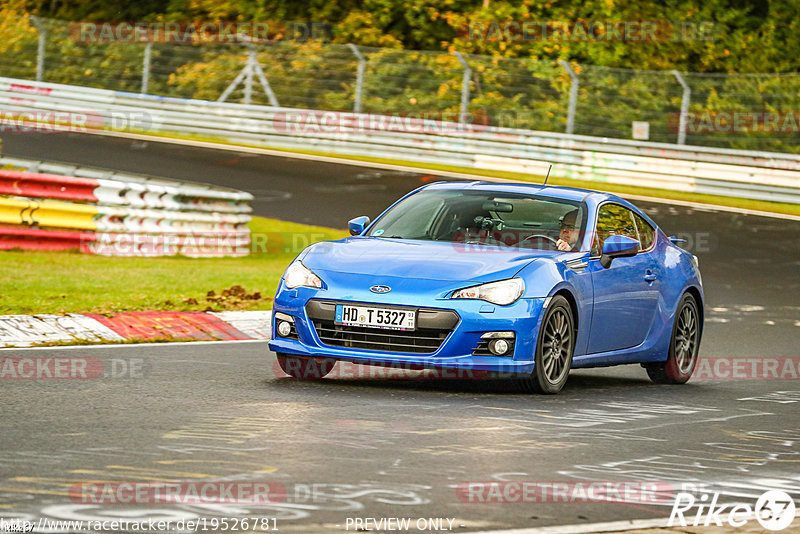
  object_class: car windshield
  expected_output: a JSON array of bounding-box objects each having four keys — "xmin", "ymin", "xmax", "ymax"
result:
[{"xmin": 366, "ymin": 189, "xmax": 587, "ymax": 250}]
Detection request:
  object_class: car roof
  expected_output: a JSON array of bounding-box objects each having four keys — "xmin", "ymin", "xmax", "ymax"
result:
[{"xmin": 421, "ymin": 180, "xmax": 612, "ymax": 203}]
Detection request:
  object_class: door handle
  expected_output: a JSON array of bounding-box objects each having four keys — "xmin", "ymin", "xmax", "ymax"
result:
[{"xmin": 644, "ymin": 271, "xmax": 657, "ymax": 282}]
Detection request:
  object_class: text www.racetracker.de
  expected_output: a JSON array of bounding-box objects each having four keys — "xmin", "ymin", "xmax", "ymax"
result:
[{"xmin": 0, "ymin": 517, "xmax": 279, "ymax": 532}]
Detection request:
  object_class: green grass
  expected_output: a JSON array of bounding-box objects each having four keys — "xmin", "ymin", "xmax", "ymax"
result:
[
  {"xmin": 29, "ymin": 337, "xmax": 208, "ymax": 347},
  {"xmin": 138, "ymin": 129, "xmax": 800, "ymax": 217},
  {"xmin": 0, "ymin": 217, "xmax": 348, "ymax": 315}
]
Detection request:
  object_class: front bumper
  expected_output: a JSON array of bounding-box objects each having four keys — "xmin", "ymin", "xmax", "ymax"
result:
[{"xmin": 268, "ymin": 284, "xmax": 546, "ymax": 375}]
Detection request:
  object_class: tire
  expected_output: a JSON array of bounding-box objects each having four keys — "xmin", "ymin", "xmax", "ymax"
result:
[
  {"xmin": 645, "ymin": 293, "xmax": 700, "ymax": 384},
  {"xmin": 520, "ymin": 295, "xmax": 575, "ymax": 394},
  {"xmin": 276, "ymin": 353, "xmax": 335, "ymax": 379}
]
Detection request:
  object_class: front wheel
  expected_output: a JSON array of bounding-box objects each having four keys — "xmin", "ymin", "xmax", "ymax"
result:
[
  {"xmin": 645, "ymin": 293, "xmax": 700, "ymax": 384},
  {"xmin": 519, "ymin": 295, "xmax": 574, "ymax": 394},
  {"xmin": 277, "ymin": 354, "xmax": 336, "ymax": 379}
]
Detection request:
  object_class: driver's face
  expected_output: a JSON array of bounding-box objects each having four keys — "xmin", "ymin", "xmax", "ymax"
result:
[{"xmin": 560, "ymin": 221, "xmax": 578, "ymax": 246}]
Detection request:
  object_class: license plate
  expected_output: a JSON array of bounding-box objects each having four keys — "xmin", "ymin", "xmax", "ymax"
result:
[{"xmin": 335, "ymin": 305, "xmax": 416, "ymax": 331}]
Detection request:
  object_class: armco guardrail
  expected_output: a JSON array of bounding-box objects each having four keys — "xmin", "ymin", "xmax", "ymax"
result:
[
  {"xmin": 2, "ymin": 77, "xmax": 800, "ymax": 204},
  {"xmin": 0, "ymin": 157, "xmax": 253, "ymax": 257}
]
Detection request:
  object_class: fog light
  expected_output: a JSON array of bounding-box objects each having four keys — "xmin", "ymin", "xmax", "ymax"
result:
[
  {"xmin": 489, "ymin": 338, "xmax": 510, "ymax": 355},
  {"xmin": 277, "ymin": 321, "xmax": 292, "ymax": 337}
]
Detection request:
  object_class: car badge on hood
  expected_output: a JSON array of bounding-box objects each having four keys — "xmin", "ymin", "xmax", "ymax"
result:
[{"xmin": 370, "ymin": 285, "xmax": 392, "ymax": 294}]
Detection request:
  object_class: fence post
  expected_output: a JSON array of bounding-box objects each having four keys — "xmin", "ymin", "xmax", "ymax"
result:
[
  {"xmin": 347, "ymin": 44, "xmax": 366, "ymax": 113},
  {"xmin": 30, "ymin": 16, "xmax": 46, "ymax": 82},
  {"xmin": 453, "ymin": 52, "xmax": 471, "ymax": 126},
  {"xmin": 141, "ymin": 42, "xmax": 152, "ymax": 95},
  {"xmin": 559, "ymin": 60, "xmax": 578, "ymax": 135},
  {"xmin": 672, "ymin": 70, "xmax": 691, "ymax": 145},
  {"xmin": 244, "ymin": 50, "xmax": 256, "ymax": 105},
  {"xmin": 218, "ymin": 47, "xmax": 279, "ymax": 107},
  {"xmin": 252, "ymin": 52, "xmax": 280, "ymax": 107}
]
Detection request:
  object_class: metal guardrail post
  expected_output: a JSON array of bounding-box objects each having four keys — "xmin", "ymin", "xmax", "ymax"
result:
[
  {"xmin": 347, "ymin": 44, "xmax": 366, "ymax": 113},
  {"xmin": 672, "ymin": 70, "xmax": 691, "ymax": 145},
  {"xmin": 559, "ymin": 60, "xmax": 578, "ymax": 135},
  {"xmin": 252, "ymin": 53, "xmax": 279, "ymax": 107},
  {"xmin": 244, "ymin": 51, "xmax": 255, "ymax": 105},
  {"xmin": 453, "ymin": 52, "xmax": 471, "ymax": 126},
  {"xmin": 30, "ymin": 16, "xmax": 46, "ymax": 82},
  {"xmin": 141, "ymin": 42, "xmax": 152, "ymax": 95},
  {"xmin": 218, "ymin": 47, "xmax": 279, "ymax": 107}
]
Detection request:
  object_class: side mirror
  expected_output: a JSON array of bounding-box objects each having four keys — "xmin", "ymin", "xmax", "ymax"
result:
[
  {"xmin": 600, "ymin": 235, "xmax": 640, "ymax": 268},
  {"xmin": 348, "ymin": 216, "xmax": 370, "ymax": 236}
]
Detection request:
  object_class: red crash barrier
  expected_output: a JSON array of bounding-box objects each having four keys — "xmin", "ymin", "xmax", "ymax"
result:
[
  {"xmin": 0, "ymin": 169, "xmax": 99, "ymax": 202},
  {"xmin": 0, "ymin": 224, "xmax": 94, "ymax": 251}
]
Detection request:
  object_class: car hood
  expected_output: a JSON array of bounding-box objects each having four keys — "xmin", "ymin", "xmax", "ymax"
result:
[{"xmin": 301, "ymin": 236, "xmax": 560, "ymax": 283}]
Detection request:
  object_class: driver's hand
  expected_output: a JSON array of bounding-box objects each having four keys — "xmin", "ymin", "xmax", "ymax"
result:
[{"xmin": 556, "ymin": 239, "xmax": 571, "ymax": 251}]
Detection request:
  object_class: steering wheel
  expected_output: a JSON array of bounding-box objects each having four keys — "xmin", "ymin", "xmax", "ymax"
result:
[{"xmin": 519, "ymin": 234, "xmax": 559, "ymax": 249}]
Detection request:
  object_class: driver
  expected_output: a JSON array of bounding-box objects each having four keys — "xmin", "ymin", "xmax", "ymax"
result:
[{"xmin": 556, "ymin": 209, "xmax": 580, "ymax": 252}]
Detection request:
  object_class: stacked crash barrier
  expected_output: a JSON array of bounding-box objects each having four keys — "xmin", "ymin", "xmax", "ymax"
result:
[
  {"xmin": 0, "ymin": 77, "xmax": 798, "ymax": 205},
  {"xmin": 0, "ymin": 158, "xmax": 253, "ymax": 257}
]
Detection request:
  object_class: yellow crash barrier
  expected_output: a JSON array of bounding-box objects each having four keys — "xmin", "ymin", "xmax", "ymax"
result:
[{"xmin": 0, "ymin": 197, "xmax": 98, "ymax": 230}]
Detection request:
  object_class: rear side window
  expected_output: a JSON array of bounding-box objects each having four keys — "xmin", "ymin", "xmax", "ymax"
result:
[
  {"xmin": 592, "ymin": 203, "xmax": 637, "ymax": 254},
  {"xmin": 632, "ymin": 212, "xmax": 655, "ymax": 250}
]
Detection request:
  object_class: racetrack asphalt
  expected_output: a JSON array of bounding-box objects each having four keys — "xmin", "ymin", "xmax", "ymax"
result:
[{"xmin": 1, "ymin": 131, "xmax": 799, "ymax": 532}]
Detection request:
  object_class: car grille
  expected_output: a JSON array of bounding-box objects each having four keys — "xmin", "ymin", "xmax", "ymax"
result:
[{"xmin": 306, "ymin": 300, "xmax": 459, "ymax": 354}]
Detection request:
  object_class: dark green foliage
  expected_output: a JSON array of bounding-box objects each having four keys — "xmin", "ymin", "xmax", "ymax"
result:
[{"xmin": 6, "ymin": 0, "xmax": 799, "ymax": 152}]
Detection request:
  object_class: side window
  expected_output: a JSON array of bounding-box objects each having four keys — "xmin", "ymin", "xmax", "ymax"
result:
[
  {"xmin": 632, "ymin": 212, "xmax": 655, "ymax": 250},
  {"xmin": 592, "ymin": 203, "xmax": 637, "ymax": 254}
]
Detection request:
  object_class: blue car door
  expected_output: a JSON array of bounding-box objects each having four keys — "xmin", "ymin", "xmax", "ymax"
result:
[{"xmin": 586, "ymin": 203, "xmax": 660, "ymax": 354}]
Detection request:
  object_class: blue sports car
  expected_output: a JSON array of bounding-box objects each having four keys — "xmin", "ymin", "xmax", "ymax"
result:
[{"xmin": 268, "ymin": 181, "xmax": 703, "ymax": 393}]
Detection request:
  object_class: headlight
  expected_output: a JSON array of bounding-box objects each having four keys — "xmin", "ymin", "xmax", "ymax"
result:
[
  {"xmin": 451, "ymin": 278, "xmax": 525, "ymax": 306},
  {"xmin": 283, "ymin": 261, "xmax": 323, "ymax": 289}
]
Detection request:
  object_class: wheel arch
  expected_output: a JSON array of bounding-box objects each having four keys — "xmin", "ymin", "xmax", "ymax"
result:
[
  {"xmin": 552, "ymin": 288, "xmax": 579, "ymax": 335},
  {"xmin": 683, "ymin": 285, "xmax": 704, "ymax": 340}
]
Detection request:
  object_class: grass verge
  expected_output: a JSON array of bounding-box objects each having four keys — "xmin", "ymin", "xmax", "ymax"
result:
[
  {"xmin": 0, "ymin": 217, "xmax": 347, "ymax": 315},
  {"xmin": 27, "ymin": 337, "xmax": 210, "ymax": 348}
]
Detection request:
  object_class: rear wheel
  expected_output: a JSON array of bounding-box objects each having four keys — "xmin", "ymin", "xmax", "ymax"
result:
[
  {"xmin": 277, "ymin": 354, "xmax": 335, "ymax": 379},
  {"xmin": 645, "ymin": 293, "xmax": 700, "ymax": 384},
  {"xmin": 520, "ymin": 295, "xmax": 574, "ymax": 394}
]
